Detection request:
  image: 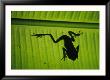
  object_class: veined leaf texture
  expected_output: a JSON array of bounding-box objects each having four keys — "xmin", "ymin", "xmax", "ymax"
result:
[{"xmin": 11, "ymin": 11, "xmax": 99, "ymax": 69}]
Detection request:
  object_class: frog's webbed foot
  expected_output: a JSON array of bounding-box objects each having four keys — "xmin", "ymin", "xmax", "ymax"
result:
[
  {"xmin": 31, "ymin": 33, "xmax": 44, "ymax": 38},
  {"xmin": 79, "ymin": 31, "xmax": 83, "ymax": 35}
]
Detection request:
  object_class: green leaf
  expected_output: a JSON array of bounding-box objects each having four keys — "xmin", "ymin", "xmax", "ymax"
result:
[{"xmin": 11, "ymin": 11, "xmax": 99, "ymax": 69}]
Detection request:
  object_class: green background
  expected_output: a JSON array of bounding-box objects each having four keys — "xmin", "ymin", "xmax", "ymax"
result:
[{"xmin": 11, "ymin": 11, "xmax": 99, "ymax": 69}]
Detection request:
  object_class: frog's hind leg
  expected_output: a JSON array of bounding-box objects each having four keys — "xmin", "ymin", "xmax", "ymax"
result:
[
  {"xmin": 61, "ymin": 47, "xmax": 67, "ymax": 61},
  {"xmin": 75, "ymin": 45, "xmax": 79, "ymax": 59}
]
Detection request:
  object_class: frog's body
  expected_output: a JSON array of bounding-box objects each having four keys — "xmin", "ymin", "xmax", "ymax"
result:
[{"xmin": 32, "ymin": 31, "xmax": 81, "ymax": 61}]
